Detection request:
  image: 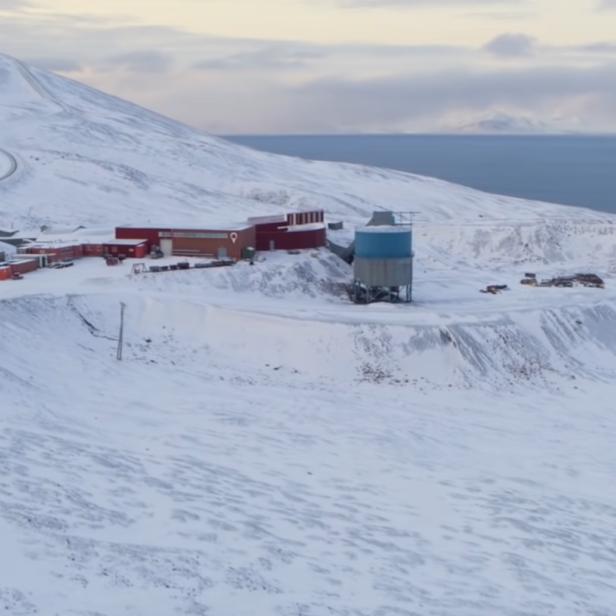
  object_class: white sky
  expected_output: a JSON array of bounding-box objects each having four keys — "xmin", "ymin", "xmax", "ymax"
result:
[{"xmin": 1, "ymin": 0, "xmax": 615, "ymax": 133}]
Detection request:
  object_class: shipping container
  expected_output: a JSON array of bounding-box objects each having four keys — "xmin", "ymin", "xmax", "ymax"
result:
[
  {"xmin": 102, "ymin": 240, "xmax": 149, "ymax": 259},
  {"xmin": 0, "ymin": 265, "xmax": 12, "ymax": 281},
  {"xmin": 9, "ymin": 258, "xmax": 39, "ymax": 276}
]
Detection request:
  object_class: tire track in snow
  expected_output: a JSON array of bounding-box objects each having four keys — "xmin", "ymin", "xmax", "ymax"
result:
[
  {"xmin": 14, "ymin": 59, "xmax": 65, "ymax": 111},
  {"xmin": 0, "ymin": 148, "xmax": 17, "ymax": 182}
]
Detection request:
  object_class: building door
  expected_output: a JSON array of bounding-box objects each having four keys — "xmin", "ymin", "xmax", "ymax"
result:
[
  {"xmin": 217, "ymin": 246, "xmax": 228, "ymax": 259},
  {"xmin": 160, "ymin": 238, "xmax": 173, "ymax": 256}
]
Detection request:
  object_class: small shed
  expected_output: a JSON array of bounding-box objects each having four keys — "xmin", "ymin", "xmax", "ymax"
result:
[{"xmin": 102, "ymin": 239, "xmax": 149, "ymax": 259}]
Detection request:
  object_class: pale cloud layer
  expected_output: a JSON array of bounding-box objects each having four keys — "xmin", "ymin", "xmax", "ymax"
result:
[
  {"xmin": 338, "ymin": 0, "xmax": 523, "ymax": 6},
  {"xmin": 483, "ymin": 33, "xmax": 537, "ymax": 56},
  {"xmin": 0, "ymin": 0, "xmax": 614, "ymax": 133}
]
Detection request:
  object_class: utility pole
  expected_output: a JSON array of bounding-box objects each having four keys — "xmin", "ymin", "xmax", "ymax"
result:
[{"xmin": 116, "ymin": 302, "xmax": 126, "ymax": 361}]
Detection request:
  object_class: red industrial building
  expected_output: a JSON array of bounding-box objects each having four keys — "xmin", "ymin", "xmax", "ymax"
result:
[
  {"xmin": 0, "ymin": 257, "xmax": 39, "ymax": 280},
  {"xmin": 249, "ymin": 210, "xmax": 326, "ymax": 251},
  {"xmin": 116, "ymin": 225, "xmax": 255, "ymax": 260},
  {"xmin": 1, "ymin": 208, "xmax": 327, "ymax": 282}
]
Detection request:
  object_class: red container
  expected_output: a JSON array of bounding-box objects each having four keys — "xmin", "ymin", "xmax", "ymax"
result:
[
  {"xmin": 103, "ymin": 240, "xmax": 149, "ymax": 259},
  {"xmin": 10, "ymin": 258, "xmax": 39, "ymax": 275}
]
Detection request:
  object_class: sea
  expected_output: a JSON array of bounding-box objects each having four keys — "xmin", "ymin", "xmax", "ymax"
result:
[{"xmin": 225, "ymin": 135, "xmax": 616, "ymax": 215}]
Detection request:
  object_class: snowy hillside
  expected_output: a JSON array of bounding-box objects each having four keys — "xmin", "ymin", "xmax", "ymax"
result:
[
  {"xmin": 2, "ymin": 53, "xmax": 616, "ymax": 615},
  {"xmin": 1, "ymin": 52, "xmax": 615, "ymax": 268}
]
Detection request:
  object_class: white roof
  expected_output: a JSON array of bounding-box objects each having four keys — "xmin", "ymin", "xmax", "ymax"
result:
[
  {"xmin": 101, "ymin": 238, "xmax": 148, "ymax": 245},
  {"xmin": 359, "ymin": 225, "xmax": 412, "ymax": 234},
  {"xmin": 23, "ymin": 241, "xmax": 82, "ymax": 249},
  {"xmin": 247, "ymin": 214, "xmax": 287, "ymax": 225},
  {"xmin": 287, "ymin": 222, "xmax": 326, "ymax": 232},
  {"xmin": 118, "ymin": 223, "xmax": 253, "ymax": 231}
]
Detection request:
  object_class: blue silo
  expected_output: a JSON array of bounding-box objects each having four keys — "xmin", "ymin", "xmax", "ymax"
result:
[
  {"xmin": 353, "ymin": 225, "xmax": 414, "ymax": 303},
  {"xmin": 355, "ymin": 227, "xmax": 413, "ymax": 260}
]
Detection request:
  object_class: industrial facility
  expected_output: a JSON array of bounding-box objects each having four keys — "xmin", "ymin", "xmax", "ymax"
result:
[
  {"xmin": 351, "ymin": 212, "xmax": 414, "ymax": 304},
  {"xmin": 116, "ymin": 209, "xmax": 326, "ymax": 259},
  {"xmin": 1, "ymin": 208, "xmax": 328, "ymax": 282}
]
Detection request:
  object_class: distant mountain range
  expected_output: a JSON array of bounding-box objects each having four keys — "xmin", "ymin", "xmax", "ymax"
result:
[{"xmin": 454, "ymin": 112, "xmax": 575, "ymax": 135}]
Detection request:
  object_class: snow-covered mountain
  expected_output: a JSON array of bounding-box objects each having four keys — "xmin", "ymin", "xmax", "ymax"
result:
[
  {"xmin": 1, "ymin": 52, "xmax": 614, "ymax": 266},
  {"xmin": 454, "ymin": 112, "xmax": 555, "ymax": 134},
  {"xmin": 2, "ymin": 53, "xmax": 616, "ymax": 616}
]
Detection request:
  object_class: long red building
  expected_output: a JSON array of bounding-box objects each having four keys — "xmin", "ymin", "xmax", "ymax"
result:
[
  {"xmin": 116, "ymin": 210, "xmax": 327, "ymax": 257},
  {"xmin": 115, "ymin": 224, "xmax": 255, "ymax": 260}
]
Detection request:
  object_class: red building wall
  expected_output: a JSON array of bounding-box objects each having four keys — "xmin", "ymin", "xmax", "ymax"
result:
[
  {"xmin": 0, "ymin": 259, "xmax": 39, "ymax": 281},
  {"xmin": 254, "ymin": 210, "xmax": 326, "ymax": 250},
  {"xmin": 256, "ymin": 226, "xmax": 326, "ymax": 251},
  {"xmin": 25, "ymin": 245, "xmax": 83, "ymax": 263},
  {"xmin": 117, "ymin": 226, "xmax": 255, "ymax": 259},
  {"xmin": 165, "ymin": 226, "xmax": 255, "ymax": 260},
  {"xmin": 103, "ymin": 242, "xmax": 149, "ymax": 259},
  {"xmin": 116, "ymin": 227, "xmax": 167, "ymax": 245},
  {"xmin": 10, "ymin": 259, "xmax": 39, "ymax": 275},
  {"xmin": 83, "ymin": 244, "xmax": 104, "ymax": 257}
]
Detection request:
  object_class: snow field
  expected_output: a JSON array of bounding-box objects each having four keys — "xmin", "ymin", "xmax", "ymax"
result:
[{"xmin": 2, "ymin": 292, "xmax": 616, "ymax": 615}]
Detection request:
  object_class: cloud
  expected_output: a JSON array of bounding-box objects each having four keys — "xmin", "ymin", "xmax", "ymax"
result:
[
  {"xmin": 0, "ymin": 8, "xmax": 615, "ymax": 133},
  {"xmin": 483, "ymin": 33, "xmax": 536, "ymax": 56},
  {"xmin": 278, "ymin": 63, "xmax": 616, "ymax": 132},
  {"xmin": 0, "ymin": 0, "xmax": 34, "ymax": 11},
  {"xmin": 338, "ymin": 0, "xmax": 524, "ymax": 6},
  {"xmin": 580, "ymin": 42, "xmax": 616, "ymax": 53},
  {"xmin": 105, "ymin": 50, "xmax": 174, "ymax": 74},
  {"xmin": 0, "ymin": 0, "xmax": 30, "ymax": 6},
  {"xmin": 194, "ymin": 45, "xmax": 324, "ymax": 71},
  {"xmin": 24, "ymin": 56, "xmax": 82, "ymax": 72},
  {"xmin": 193, "ymin": 41, "xmax": 467, "ymax": 72}
]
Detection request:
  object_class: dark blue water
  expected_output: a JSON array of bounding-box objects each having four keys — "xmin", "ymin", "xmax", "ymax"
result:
[{"xmin": 225, "ymin": 135, "xmax": 616, "ymax": 214}]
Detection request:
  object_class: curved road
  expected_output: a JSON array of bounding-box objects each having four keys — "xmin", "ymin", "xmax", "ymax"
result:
[{"xmin": 0, "ymin": 148, "xmax": 18, "ymax": 182}]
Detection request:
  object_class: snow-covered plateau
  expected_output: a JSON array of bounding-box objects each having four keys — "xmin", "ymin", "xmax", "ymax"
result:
[{"xmin": 1, "ymin": 53, "xmax": 616, "ymax": 615}]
